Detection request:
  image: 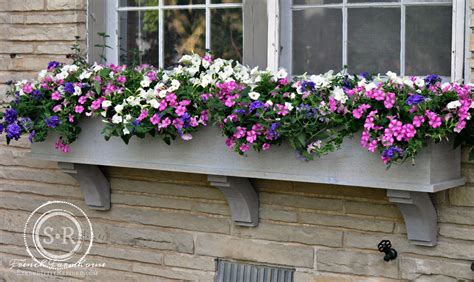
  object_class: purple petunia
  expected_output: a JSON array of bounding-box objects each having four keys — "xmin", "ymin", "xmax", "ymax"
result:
[
  {"xmin": 47, "ymin": 61, "xmax": 60, "ymax": 71},
  {"xmin": 424, "ymin": 74, "xmax": 441, "ymax": 86},
  {"xmin": 0, "ymin": 123, "xmax": 3, "ymax": 134},
  {"xmin": 301, "ymin": 81, "xmax": 315, "ymax": 91},
  {"xmin": 4, "ymin": 108, "xmax": 17, "ymax": 124},
  {"xmin": 31, "ymin": 90, "xmax": 42, "ymax": 100},
  {"xmin": 249, "ymin": 101, "xmax": 264, "ymax": 111},
  {"xmin": 6, "ymin": 123, "xmax": 21, "ymax": 140},
  {"xmin": 64, "ymin": 82, "xmax": 75, "ymax": 94},
  {"xmin": 383, "ymin": 147, "xmax": 403, "ymax": 158},
  {"xmin": 20, "ymin": 117, "xmax": 33, "ymax": 131},
  {"xmin": 45, "ymin": 116, "xmax": 60, "ymax": 128},
  {"xmin": 406, "ymin": 94, "xmax": 425, "ymax": 106},
  {"xmin": 234, "ymin": 109, "xmax": 246, "ymax": 115}
]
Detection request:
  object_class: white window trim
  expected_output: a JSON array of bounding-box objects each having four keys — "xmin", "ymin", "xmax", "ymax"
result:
[
  {"xmin": 104, "ymin": 0, "xmax": 243, "ymax": 67},
  {"xmin": 269, "ymin": 0, "xmax": 467, "ymax": 81}
]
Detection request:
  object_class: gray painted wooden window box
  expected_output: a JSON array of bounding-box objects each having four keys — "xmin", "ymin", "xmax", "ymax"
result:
[{"xmin": 29, "ymin": 118, "xmax": 464, "ymax": 247}]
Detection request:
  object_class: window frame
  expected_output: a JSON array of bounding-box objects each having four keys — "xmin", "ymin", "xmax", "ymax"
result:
[{"xmin": 268, "ymin": 0, "xmax": 467, "ymax": 81}]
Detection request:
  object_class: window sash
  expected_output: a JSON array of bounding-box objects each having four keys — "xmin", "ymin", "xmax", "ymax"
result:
[
  {"xmin": 271, "ymin": 0, "xmax": 466, "ymax": 81},
  {"xmin": 105, "ymin": 0, "xmax": 244, "ymax": 68}
]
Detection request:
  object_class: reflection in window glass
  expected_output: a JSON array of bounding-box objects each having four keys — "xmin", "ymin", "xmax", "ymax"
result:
[
  {"xmin": 212, "ymin": 0, "xmax": 242, "ymax": 3},
  {"xmin": 293, "ymin": 0, "xmax": 342, "ymax": 4},
  {"xmin": 211, "ymin": 8, "xmax": 243, "ymax": 62},
  {"xmin": 405, "ymin": 6, "xmax": 452, "ymax": 76},
  {"xmin": 292, "ymin": 8, "xmax": 342, "ymax": 74},
  {"xmin": 348, "ymin": 8, "xmax": 400, "ymax": 74},
  {"xmin": 164, "ymin": 0, "xmax": 205, "ymax": 5},
  {"xmin": 119, "ymin": 11, "xmax": 159, "ymax": 66},
  {"xmin": 119, "ymin": 0, "xmax": 157, "ymax": 7},
  {"xmin": 164, "ymin": 9, "xmax": 206, "ymax": 67}
]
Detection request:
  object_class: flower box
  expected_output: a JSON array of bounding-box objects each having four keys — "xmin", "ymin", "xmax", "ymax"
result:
[
  {"xmin": 29, "ymin": 118, "xmax": 463, "ymax": 192},
  {"xmin": 29, "ymin": 118, "xmax": 464, "ymax": 247}
]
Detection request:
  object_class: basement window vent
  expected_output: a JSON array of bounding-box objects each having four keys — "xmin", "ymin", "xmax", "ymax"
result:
[{"xmin": 215, "ymin": 260, "xmax": 294, "ymax": 282}]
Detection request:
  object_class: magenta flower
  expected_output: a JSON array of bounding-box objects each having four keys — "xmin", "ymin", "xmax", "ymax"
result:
[
  {"xmin": 276, "ymin": 104, "xmax": 289, "ymax": 116},
  {"xmin": 384, "ymin": 92, "xmax": 396, "ymax": 109},
  {"xmin": 51, "ymin": 91, "xmax": 61, "ymax": 101},
  {"xmin": 413, "ymin": 115, "xmax": 425, "ymax": 127},
  {"xmin": 158, "ymin": 117, "xmax": 171, "ymax": 129},
  {"xmin": 137, "ymin": 110, "xmax": 148, "ymax": 121},
  {"xmin": 23, "ymin": 84, "xmax": 33, "ymax": 94},
  {"xmin": 234, "ymin": 126, "xmax": 246, "ymax": 139},
  {"xmin": 175, "ymin": 105, "xmax": 187, "ymax": 117},
  {"xmin": 91, "ymin": 98, "xmax": 104, "ymax": 110},
  {"xmin": 262, "ymin": 143, "xmax": 270, "ymax": 150},
  {"xmin": 150, "ymin": 113, "xmax": 161, "ymax": 125},
  {"xmin": 78, "ymin": 96, "xmax": 87, "ymax": 104},
  {"xmin": 117, "ymin": 76, "xmax": 126, "ymax": 84},
  {"xmin": 159, "ymin": 100, "xmax": 167, "ymax": 111},
  {"xmin": 425, "ymin": 110, "xmax": 442, "ymax": 128},
  {"xmin": 74, "ymin": 105, "xmax": 84, "ymax": 114},
  {"xmin": 246, "ymin": 130, "xmax": 257, "ymax": 143},
  {"xmin": 53, "ymin": 105, "xmax": 62, "ymax": 112},
  {"xmin": 225, "ymin": 138, "xmax": 235, "ymax": 149},
  {"xmin": 240, "ymin": 143, "xmax": 250, "ymax": 152},
  {"xmin": 68, "ymin": 114, "xmax": 74, "ymax": 123}
]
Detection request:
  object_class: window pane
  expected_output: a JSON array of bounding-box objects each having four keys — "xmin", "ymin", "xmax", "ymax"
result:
[
  {"xmin": 211, "ymin": 0, "xmax": 242, "ymax": 3},
  {"xmin": 211, "ymin": 8, "xmax": 243, "ymax": 62},
  {"xmin": 119, "ymin": 11, "xmax": 159, "ymax": 66},
  {"xmin": 293, "ymin": 8, "xmax": 343, "ymax": 74},
  {"xmin": 119, "ymin": 0, "xmax": 157, "ymax": 7},
  {"xmin": 164, "ymin": 9, "xmax": 205, "ymax": 67},
  {"xmin": 293, "ymin": 0, "xmax": 342, "ymax": 4},
  {"xmin": 164, "ymin": 0, "xmax": 205, "ymax": 5},
  {"xmin": 405, "ymin": 6, "xmax": 452, "ymax": 76},
  {"xmin": 348, "ymin": 8, "xmax": 400, "ymax": 74},
  {"xmin": 348, "ymin": 0, "xmax": 399, "ymax": 3}
]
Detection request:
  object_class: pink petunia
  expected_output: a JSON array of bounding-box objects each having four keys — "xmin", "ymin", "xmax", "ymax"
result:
[
  {"xmin": 51, "ymin": 91, "xmax": 61, "ymax": 101},
  {"xmin": 74, "ymin": 105, "xmax": 84, "ymax": 114},
  {"xmin": 150, "ymin": 113, "xmax": 161, "ymax": 125}
]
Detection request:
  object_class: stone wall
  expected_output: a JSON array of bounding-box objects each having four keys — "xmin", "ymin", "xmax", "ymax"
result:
[{"xmin": 0, "ymin": 1, "xmax": 474, "ymax": 281}]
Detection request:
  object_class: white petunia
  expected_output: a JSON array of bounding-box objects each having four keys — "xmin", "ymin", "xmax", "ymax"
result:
[
  {"xmin": 114, "ymin": 104, "xmax": 124, "ymax": 114},
  {"xmin": 102, "ymin": 100, "xmax": 112, "ymax": 108},
  {"xmin": 112, "ymin": 114, "xmax": 123, "ymax": 124},
  {"xmin": 123, "ymin": 128, "xmax": 130, "ymax": 135},
  {"xmin": 38, "ymin": 70, "xmax": 48, "ymax": 79},
  {"xmin": 364, "ymin": 82, "xmax": 377, "ymax": 92},
  {"xmin": 447, "ymin": 100, "xmax": 461, "ymax": 109},
  {"xmin": 140, "ymin": 76, "xmax": 151, "ymax": 88},
  {"xmin": 290, "ymin": 93, "xmax": 296, "ymax": 100},
  {"xmin": 79, "ymin": 71, "xmax": 92, "ymax": 81},
  {"xmin": 285, "ymin": 102, "xmax": 294, "ymax": 111},
  {"xmin": 275, "ymin": 69, "xmax": 288, "ymax": 79},
  {"xmin": 55, "ymin": 72, "xmax": 68, "ymax": 80},
  {"xmin": 149, "ymin": 99, "xmax": 160, "ymax": 109},
  {"xmin": 414, "ymin": 78, "xmax": 425, "ymax": 88},
  {"xmin": 248, "ymin": 91, "xmax": 260, "ymax": 100},
  {"xmin": 73, "ymin": 86, "xmax": 82, "ymax": 95},
  {"xmin": 92, "ymin": 63, "xmax": 103, "ymax": 72},
  {"xmin": 266, "ymin": 100, "xmax": 273, "ymax": 106},
  {"xmin": 332, "ymin": 87, "xmax": 348, "ymax": 104},
  {"xmin": 169, "ymin": 79, "xmax": 180, "ymax": 91}
]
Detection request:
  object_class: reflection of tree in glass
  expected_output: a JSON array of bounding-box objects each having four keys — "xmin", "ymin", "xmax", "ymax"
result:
[
  {"xmin": 121, "ymin": 0, "xmax": 242, "ymax": 66},
  {"xmin": 211, "ymin": 8, "xmax": 242, "ymax": 62},
  {"xmin": 165, "ymin": 9, "xmax": 206, "ymax": 66}
]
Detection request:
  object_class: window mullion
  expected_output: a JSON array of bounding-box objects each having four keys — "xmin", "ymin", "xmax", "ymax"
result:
[
  {"xmin": 158, "ymin": 0, "xmax": 164, "ymax": 68},
  {"xmin": 342, "ymin": 0, "xmax": 348, "ymax": 68},
  {"xmin": 400, "ymin": 2, "xmax": 406, "ymax": 76},
  {"xmin": 205, "ymin": 0, "xmax": 211, "ymax": 51}
]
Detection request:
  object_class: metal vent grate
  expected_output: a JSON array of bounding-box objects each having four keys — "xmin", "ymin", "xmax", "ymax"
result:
[{"xmin": 215, "ymin": 260, "xmax": 294, "ymax": 282}]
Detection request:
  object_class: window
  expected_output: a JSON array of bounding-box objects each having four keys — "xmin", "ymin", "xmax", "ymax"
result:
[
  {"xmin": 277, "ymin": 0, "xmax": 466, "ymax": 79},
  {"xmin": 106, "ymin": 0, "xmax": 245, "ymax": 68},
  {"xmin": 91, "ymin": 0, "xmax": 465, "ymax": 79}
]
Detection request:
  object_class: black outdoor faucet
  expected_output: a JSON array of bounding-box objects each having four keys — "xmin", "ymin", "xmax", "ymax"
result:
[{"xmin": 378, "ymin": 240, "xmax": 397, "ymax": 262}]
